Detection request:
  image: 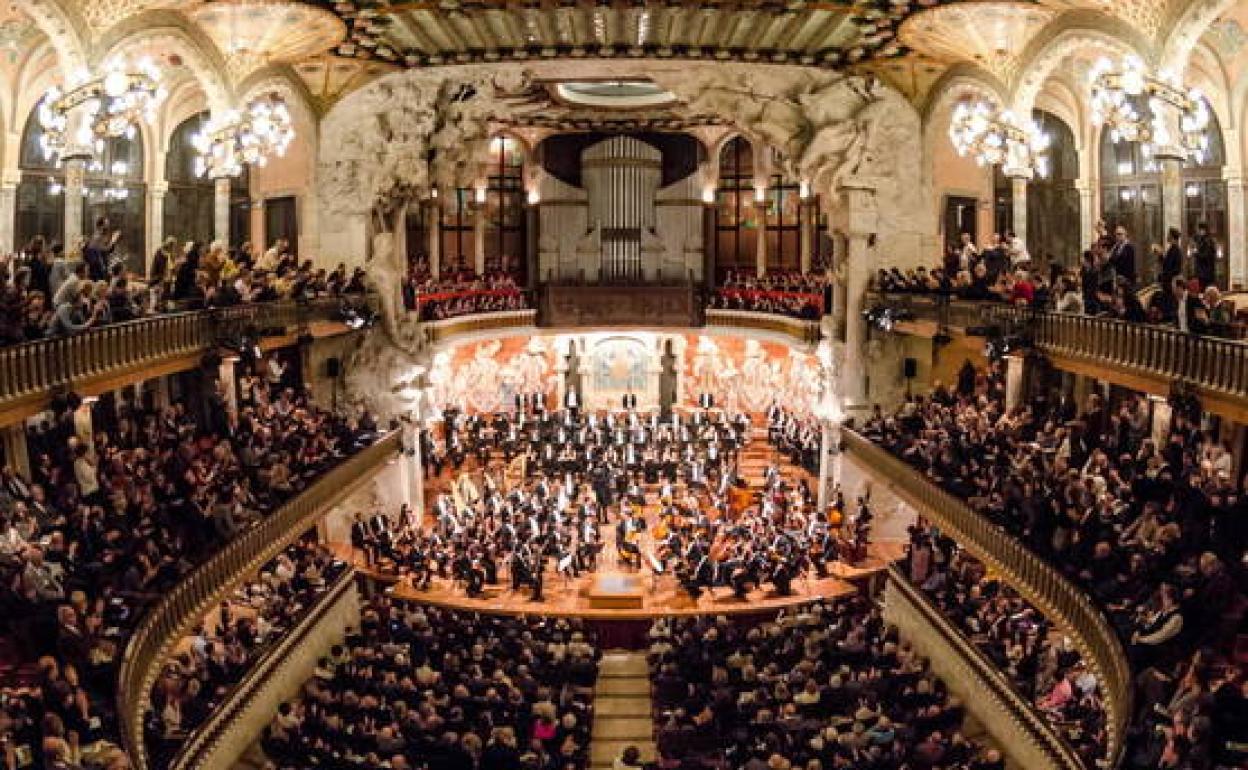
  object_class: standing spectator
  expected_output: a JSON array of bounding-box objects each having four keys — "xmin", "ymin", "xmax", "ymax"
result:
[
  {"xmin": 1191, "ymin": 221, "xmax": 1218, "ymax": 289},
  {"xmin": 1109, "ymin": 225, "xmax": 1137, "ymax": 287},
  {"xmin": 83, "ymin": 217, "xmax": 119, "ymax": 281},
  {"xmin": 1159, "ymin": 228, "xmax": 1183, "ymax": 290}
]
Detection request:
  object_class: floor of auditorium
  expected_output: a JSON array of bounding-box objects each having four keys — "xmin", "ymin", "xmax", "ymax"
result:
[{"xmin": 338, "ymin": 425, "xmax": 908, "ymax": 619}]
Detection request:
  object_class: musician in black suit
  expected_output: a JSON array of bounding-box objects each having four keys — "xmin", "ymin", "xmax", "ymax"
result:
[{"xmin": 622, "ymin": 392, "xmax": 637, "ymax": 410}]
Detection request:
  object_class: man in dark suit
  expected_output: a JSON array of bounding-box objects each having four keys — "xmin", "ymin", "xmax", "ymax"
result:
[
  {"xmin": 1110, "ymin": 225, "xmax": 1137, "ymax": 287},
  {"xmin": 1160, "ymin": 227, "xmax": 1183, "ymax": 291},
  {"xmin": 1192, "ymin": 221, "xmax": 1218, "ymax": 289}
]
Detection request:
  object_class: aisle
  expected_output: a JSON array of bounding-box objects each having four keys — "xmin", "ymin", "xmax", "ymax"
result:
[{"xmin": 589, "ymin": 651, "xmax": 657, "ymax": 770}]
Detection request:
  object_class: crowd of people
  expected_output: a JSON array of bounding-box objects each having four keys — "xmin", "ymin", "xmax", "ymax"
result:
[
  {"xmin": 862, "ymin": 364, "xmax": 1247, "ymax": 768},
  {"xmin": 876, "ymin": 221, "xmax": 1241, "ymax": 337},
  {"xmin": 0, "ymin": 228, "xmax": 368, "ymax": 345},
  {"xmin": 261, "ymin": 599, "xmax": 600, "ymax": 770},
  {"xmin": 146, "ymin": 537, "xmax": 348, "ymax": 766},
  {"xmin": 351, "ymin": 397, "xmax": 867, "ymax": 602},
  {"xmin": 904, "ymin": 524, "xmax": 1107, "ymax": 763},
  {"xmin": 402, "ymin": 268, "xmax": 528, "ymax": 321},
  {"xmin": 647, "ymin": 596, "xmax": 1006, "ymax": 770},
  {"xmin": 0, "ymin": 371, "xmax": 379, "ymax": 768},
  {"xmin": 710, "ymin": 270, "xmax": 830, "ymax": 320}
]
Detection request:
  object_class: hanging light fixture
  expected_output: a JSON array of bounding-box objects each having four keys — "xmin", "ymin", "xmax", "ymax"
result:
[
  {"xmin": 1089, "ymin": 55, "xmax": 1210, "ymax": 162},
  {"xmin": 37, "ymin": 57, "xmax": 165, "ymax": 161},
  {"xmin": 948, "ymin": 100, "xmax": 1050, "ymax": 179},
  {"xmin": 192, "ymin": 93, "xmax": 295, "ymax": 178}
]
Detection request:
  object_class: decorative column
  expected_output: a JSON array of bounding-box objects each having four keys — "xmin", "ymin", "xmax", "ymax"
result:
[
  {"xmin": 217, "ymin": 355, "xmax": 240, "ymax": 424},
  {"xmin": 1160, "ymin": 158, "xmax": 1184, "ymax": 238},
  {"xmin": 753, "ymin": 191, "xmax": 768, "ymax": 277},
  {"xmin": 799, "ymin": 197, "xmax": 816, "ymax": 273},
  {"xmin": 1148, "ymin": 394, "xmax": 1172, "ymax": 448},
  {"xmin": 426, "ymin": 197, "xmax": 442, "ymax": 277},
  {"xmin": 214, "ymin": 176, "xmax": 231, "ymax": 246},
  {"xmin": 1226, "ymin": 175, "xmax": 1246, "ymax": 289},
  {"xmin": 1003, "ymin": 354, "xmax": 1027, "ymax": 411},
  {"xmin": 63, "ymin": 159, "xmax": 86, "ymax": 247},
  {"xmin": 838, "ymin": 180, "xmax": 879, "ymax": 414},
  {"xmin": 471, "ymin": 189, "xmax": 487, "ymax": 275},
  {"xmin": 816, "ymin": 418, "xmax": 842, "ymax": 511},
  {"xmin": 152, "ymin": 375, "xmax": 171, "ymax": 411},
  {"xmin": 1075, "ymin": 180, "xmax": 1096, "ymax": 250},
  {"xmin": 1, "ymin": 423, "xmax": 30, "ymax": 480},
  {"xmin": 1011, "ymin": 177, "xmax": 1028, "ymax": 243},
  {"xmin": 0, "ymin": 170, "xmax": 18, "ymax": 255},
  {"xmin": 147, "ymin": 181, "xmax": 168, "ymax": 276}
]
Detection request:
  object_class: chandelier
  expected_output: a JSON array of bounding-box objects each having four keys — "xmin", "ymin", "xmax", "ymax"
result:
[
  {"xmin": 1089, "ymin": 55, "xmax": 1210, "ymax": 162},
  {"xmin": 192, "ymin": 94, "xmax": 295, "ymax": 178},
  {"xmin": 37, "ymin": 57, "xmax": 164, "ymax": 161},
  {"xmin": 948, "ymin": 101, "xmax": 1050, "ymax": 179}
]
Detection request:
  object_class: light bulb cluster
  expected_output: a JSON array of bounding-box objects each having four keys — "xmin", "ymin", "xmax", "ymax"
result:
[
  {"xmin": 192, "ymin": 94, "xmax": 295, "ymax": 178},
  {"xmin": 37, "ymin": 58, "xmax": 165, "ymax": 161},
  {"xmin": 1089, "ymin": 55, "xmax": 1210, "ymax": 163},
  {"xmin": 948, "ymin": 101, "xmax": 1050, "ymax": 179}
]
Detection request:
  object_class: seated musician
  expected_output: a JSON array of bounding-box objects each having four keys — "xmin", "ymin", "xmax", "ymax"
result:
[{"xmin": 616, "ymin": 508, "xmax": 645, "ymax": 568}]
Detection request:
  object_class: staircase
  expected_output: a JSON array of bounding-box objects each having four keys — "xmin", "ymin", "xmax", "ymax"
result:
[{"xmin": 590, "ymin": 651, "xmax": 657, "ymax": 770}]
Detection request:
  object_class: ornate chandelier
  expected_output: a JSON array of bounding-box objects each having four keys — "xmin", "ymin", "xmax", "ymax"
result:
[
  {"xmin": 1089, "ymin": 55, "xmax": 1210, "ymax": 162},
  {"xmin": 192, "ymin": 94, "xmax": 295, "ymax": 178},
  {"xmin": 948, "ymin": 101, "xmax": 1050, "ymax": 179},
  {"xmin": 37, "ymin": 57, "xmax": 164, "ymax": 161}
]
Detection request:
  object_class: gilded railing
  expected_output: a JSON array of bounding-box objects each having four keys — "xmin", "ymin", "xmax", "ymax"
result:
[
  {"xmin": 0, "ymin": 297, "xmax": 368, "ymax": 414},
  {"xmin": 117, "ymin": 431, "xmax": 401, "ymax": 770},
  {"xmin": 422, "ymin": 309, "xmax": 539, "ymax": 345},
  {"xmin": 705, "ymin": 308, "xmax": 821, "ymax": 345},
  {"xmin": 1022, "ymin": 311, "xmax": 1248, "ymax": 399},
  {"xmin": 841, "ymin": 431, "xmax": 1132, "ymax": 768},
  {"xmin": 886, "ymin": 567, "xmax": 1089, "ymax": 770},
  {"xmin": 868, "ymin": 292, "xmax": 1248, "ymax": 404},
  {"xmin": 164, "ymin": 567, "xmax": 356, "ymax": 770}
]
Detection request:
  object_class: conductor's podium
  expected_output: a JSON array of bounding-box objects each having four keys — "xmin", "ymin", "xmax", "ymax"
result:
[{"xmin": 586, "ymin": 572, "xmax": 645, "ymax": 610}]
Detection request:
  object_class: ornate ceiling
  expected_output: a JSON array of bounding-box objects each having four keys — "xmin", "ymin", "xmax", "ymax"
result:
[{"xmin": 9, "ymin": 0, "xmax": 1243, "ymax": 114}]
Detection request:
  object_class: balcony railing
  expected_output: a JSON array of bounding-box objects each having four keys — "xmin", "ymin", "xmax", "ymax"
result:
[
  {"xmin": 886, "ymin": 567, "xmax": 1089, "ymax": 770},
  {"xmin": 0, "ymin": 297, "xmax": 369, "ymax": 417},
  {"xmin": 163, "ymin": 567, "xmax": 357, "ymax": 770},
  {"xmin": 704, "ymin": 308, "xmax": 822, "ymax": 346},
  {"xmin": 422, "ymin": 308, "xmax": 539, "ymax": 345},
  {"xmin": 116, "ymin": 431, "xmax": 401, "ymax": 770},
  {"xmin": 868, "ymin": 291, "xmax": 1248, "ymax": 409},
  {"xmin": 841, "ymin": 430, "xmax": 1132, "ymax": 768}
]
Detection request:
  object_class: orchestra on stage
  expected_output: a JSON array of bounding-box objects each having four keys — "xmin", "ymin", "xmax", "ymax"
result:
[{"xmin": 351, "ymin": 392, "xmax": 872, "ymax": 603}]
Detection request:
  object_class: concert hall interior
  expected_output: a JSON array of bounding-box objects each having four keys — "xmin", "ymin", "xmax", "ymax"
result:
[{"xmin": 0, "ymin": 2, "xmax": 1246, "ymax": 770}]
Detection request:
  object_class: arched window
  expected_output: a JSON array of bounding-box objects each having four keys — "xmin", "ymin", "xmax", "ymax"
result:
[
  {"xmin": 439, "ymin": 187, "xmax": 472, "ymax": 275},
  {"xmin": 165, "ymin": 112, "xmax": 251, "ymax": 251},
  {"xmin": 1027, "ymin": 110, "xmax": 1080, "ymax": 267},
  {"xmin": 1182, "ymin": 112, "xmax": 1227, "ymax": 286},
  {"xmin": 714, "ymin": 136, "xmax": 758, "ymax": 277},
  {"xmin": 164, "ymin": 112, "xmax": 215, "ymax": 246},
  {"xmin": 82, "ymin": 130, "xmax": 146, "ymax": 273},
  {"xmin": 763, "ymin": 155, "xmax": 804, "ymax": 273},
  {"xmin": 15, "ymin": 110, "xmax": 65, "ymax": 249},
  {"xmin": 1099, "ymin": 109, "xmax": 1228, "ymax": 286},
  {"xmin": 1099, "ymin": 131, "xmax": 1163, "ymax": 264},
  {"xmin": 481, "ymin": 135, "xmax": 527, "ymax": 279}
]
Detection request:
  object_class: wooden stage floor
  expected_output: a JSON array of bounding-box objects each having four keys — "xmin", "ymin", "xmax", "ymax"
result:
[
  {"xmin": 333, "ymin": 540, "xmax": 904, "ymax": 620},
  {"xmin": 336, "ymin": 426, "xmax": 905, "ymax": 620}
]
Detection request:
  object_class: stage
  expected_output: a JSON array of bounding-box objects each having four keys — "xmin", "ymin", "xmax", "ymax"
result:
[{"xmin": 333, "ymin": 540, "xmax": 903, "ymax": 620}]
